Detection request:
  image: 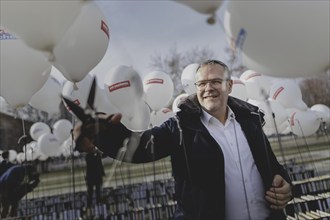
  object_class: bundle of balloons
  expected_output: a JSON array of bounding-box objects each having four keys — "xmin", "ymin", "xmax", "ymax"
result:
[
  {"xmin": 6, "ymin": 119, "xmax": 75, "ymax": 163},
  {"xmin": 1, "ymin": 1, "xmax": 110, "ymax": 110}
]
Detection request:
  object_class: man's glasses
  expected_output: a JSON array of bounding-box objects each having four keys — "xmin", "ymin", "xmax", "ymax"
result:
[{"xmin": 194, "ymin": 78, "xmax": 229, "ymax": 90}]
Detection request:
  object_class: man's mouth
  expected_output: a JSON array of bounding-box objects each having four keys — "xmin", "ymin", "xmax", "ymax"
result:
[{"xmin": 203, "ymin": 95, "xmax": 217, "ymax": 99}]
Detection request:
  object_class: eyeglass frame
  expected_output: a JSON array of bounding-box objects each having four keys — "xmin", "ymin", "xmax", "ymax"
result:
[{"xmin": 194, "ymin": 78, "xmax": 230, "ymax": 90}]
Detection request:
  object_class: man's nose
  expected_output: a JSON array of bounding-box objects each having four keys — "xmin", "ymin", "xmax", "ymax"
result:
[{"xmin": 205, "ymin": 82, "xmax": 214, "ymax": 90}]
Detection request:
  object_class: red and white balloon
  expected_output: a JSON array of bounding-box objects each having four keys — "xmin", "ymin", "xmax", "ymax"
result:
[{"xmin": 143, "ymin": 71, "xmax": 174, "ymax": 111}]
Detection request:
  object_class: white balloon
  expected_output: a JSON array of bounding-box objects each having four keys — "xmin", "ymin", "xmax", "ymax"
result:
[
  {"xmin": 38, "ymin": 133, "xmax": 61, "ymax": 157},
  {"xmin": 121, "ymin": 101, "xmax": 151, "ymax": 131},
  {"xmin": 174, "ymin": 0, "xmax": 223, "ymax": 24},
  {"xmin": 143, "ymin": 71, "xmax": 174, "ymax": 111},
  {"xmin": 38, "ymin": 153, "xmax": 49, "ymax": 161},
  {"xmin": 0, "ymin": 29, "xmax": 51, "ymax": 108},
  {"xmin": 181, "ymin": 63, "xmax": 198, "ymax": 95},
  {"xmin": 104, "ymin": 65, "xmax": 144, "ymax": 118},
  {"xmin": 94, "ymin": 86, "xmax": 118, "ymax": 115},
  {"xmin": 248, "ymin": 99, "xmax": 288, "ymax": 135},
  {"xmin": 52, "ymin": 119, "xmax": 73, "ymax": 144},
  {"xmin": 29, "ymin": 68, "xmax": 63, "ymax": 115},
  {"xmin": 224, "ymin": 1, "xmax": 329, "ymax": 77},
  {"xmin": 289, "ymin": 110, "xmax": 320, "ymax": 137},
  {"xmin": 172, "ymin": 93, "xmax": 189, "ymax": 113},
  {"xmin": 278, "ymin": 120, "xmax": 291, "ymax": 135},
  {"xmin": 24, "ymin": 141, "xmax": 43, "ymax": 161},
  {"xmin": 16, "ymin": 152, "xmax": 25, "ymax": 164},
  {"xmin": 62, "ymin": 74, "xmax": 93, "ymax": 110},
  {"xmin": 53, "ymin": 2, "xmax": 110, "ymax": 82},
  {"xmin": 286, "ymin": 107, "xmax": 300, "ymax": 119},
  {"xmin": 150, "ymin": 108, "xmax": 175, "ymax": 127},
  {"xmin": 269, "ymin": 80, "xmax": 307, "ymax": 110},
  {"xmin": 240, "ymin": 70, "xmax": 271, "ymax": 101},
  {"xmin": 1, "ymin": 0, "xmax": 85, "ymax": 52},
  {"xmin": 30, "ymin": 122, "xmax": 51, "ymax": 141},
  {"xmin": 230, "ymin": 77, "xmax": 248, "ymax": 101},
  {"xmin": 61, "ymin": 137, "xmax": 74, "ymax": 150},
  {"xmin": 175, "ymin": 0, "xmax": 222, "ymax": 14},
  {"xmin": 311, "ymin": 104, "xmax": 330, "ymax": 123},
  {"xmin": 60, "ymin": 137, "xmax": 74, "ymax": 158},
  {"xmin": 61, "ymin": 145, "xmax": 72, "ymax": 158},
  {"xmin": 8, "ymin": 149, "xmax": 17, "ymax": 163},
  {"xmin": 23, "ymin": 141, "xmax": 37, "ymax": 152},
  {"xmin": 62, "ymin": 73, "xmax": 118, "ymax": 116},
  {"xmin": 25, "ymin": 149, "xmax": 35, "ymax": 161}
]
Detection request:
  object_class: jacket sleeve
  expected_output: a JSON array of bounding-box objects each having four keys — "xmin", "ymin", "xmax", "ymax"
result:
[
  {"xmin": 132, "ymin": 117, "xmax": 181, "ymax": 163},
  {"xmin": 93, "ymin": 117, "xmax": 180, "ymax": 163},
  {"xmin": 93, "ymin": 122, "xmax": 132, "ymax": 158}
]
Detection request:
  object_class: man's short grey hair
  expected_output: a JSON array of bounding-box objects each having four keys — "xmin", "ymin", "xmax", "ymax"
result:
[{"xmin": 196, "ymin": 60, "xmax": 231, "ymax": 79}]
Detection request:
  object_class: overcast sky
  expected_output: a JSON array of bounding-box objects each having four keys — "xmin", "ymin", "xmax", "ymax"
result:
[{"xmin": 84, "ymin": 0, "xmax": 229, "ymax": 82}]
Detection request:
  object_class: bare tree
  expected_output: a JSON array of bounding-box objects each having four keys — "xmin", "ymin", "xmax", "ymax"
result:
[
  {"xmin": 224, "ymin": 46, "xmax": 247, "ymax": 78},
  {"xmin": 149, "ymin": 44, "xmax": 215, "ymax": 98},
  {"xmin": 300, "ymin": 70, "xmax": 330, "ymax": 107}
]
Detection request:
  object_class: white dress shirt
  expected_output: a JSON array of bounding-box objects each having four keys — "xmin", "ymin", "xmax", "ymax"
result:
[{"xmin": 201, "ymin": 107, "xmax": 270, "ymax": 220}]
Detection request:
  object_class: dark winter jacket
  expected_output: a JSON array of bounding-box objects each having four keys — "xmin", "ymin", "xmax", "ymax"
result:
[
  {"xmin": 0, "ymin": 165, "xmax": 40, "ymax": 203},
  {"xmin": 94, "ymin": 95, "xmax": 291, "ymax": 220}
]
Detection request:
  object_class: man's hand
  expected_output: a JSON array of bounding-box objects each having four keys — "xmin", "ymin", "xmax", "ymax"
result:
[
  {"xmin": 265, "ymin": 174, "xmax": 292, "ymax": 210},
  {"xmin": 73, "ymin": 113, "xmax": 122, "ymax": 153}
]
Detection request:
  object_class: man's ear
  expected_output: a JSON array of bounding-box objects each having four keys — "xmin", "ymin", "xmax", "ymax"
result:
[{"xmin": 228, "ymin": 79, "xmax": 233, "ymax": 93}]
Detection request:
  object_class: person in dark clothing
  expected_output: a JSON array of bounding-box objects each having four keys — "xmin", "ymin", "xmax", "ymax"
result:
[
  {"xmin": 0, "ymin": 164, "xmax": 40, "ymax": 218},
  {"xmin": 73, "ymin": 60, "xmax": 292, "ymax": 219},
  {"xmin": 0, "ymin": 150, "xmax": 15, "ymax": 214},
  {"xmin": 0, "ymin": 151, "xmax": 15, "ymax": 177},
  {"xmin": 85, "ymin": 151, "xmax": 105, "ymax": 207}
]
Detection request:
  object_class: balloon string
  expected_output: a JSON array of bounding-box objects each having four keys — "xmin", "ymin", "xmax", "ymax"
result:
[
  {"xmin": 263, "ymin": 97, "xmax": 287, "ymax": 164},
  {"xmin": 150, "ymin": 135, "xmax": 157, "ymax": 206},
  {"xmin": 295, "ymin": 120, "xmax": 322, "ymax": 179},
  {"xmin": 70, "ymin": 115, "xmax": 76, "ymax": 219},
  {"xmin": 286, "ymin": 119, "xmax": 308, "ymax": 217},
  {"xmin": 19, "ymin": 118, "xmax": 29, "ymax": 220},
  {"xmin": 287, "ymin": 119, "xmax": 323, "ymax": 216},
  {"xmin": 104, "ymin": 138, "xmax": 128, "ymax": 187},
  {"xmin": 319, "ymin": 119, "xmax": 330, "ymax": 143}
]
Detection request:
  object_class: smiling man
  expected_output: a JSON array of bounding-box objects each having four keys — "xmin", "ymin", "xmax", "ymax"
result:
[{"xmin": 74, "ymin": 59, "xmax": 292, "ymax": 220}]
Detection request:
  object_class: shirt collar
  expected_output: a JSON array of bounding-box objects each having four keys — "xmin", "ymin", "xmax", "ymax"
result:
[{"xmin": 201, "ymin": 106, "xmax": 236, "ymax": 125}]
